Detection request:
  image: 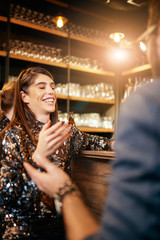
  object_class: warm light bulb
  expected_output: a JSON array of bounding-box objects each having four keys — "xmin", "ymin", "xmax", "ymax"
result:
[
  {"xmin": 140, "ymin": 41, "xmax": 147, "ymax": 51},
  {"xmin": 109, "ymin": 32, "xmax": 125, "ymax": 43},
  {"xmin": 114, "ymin": 33, "xmax": 121, "ymax": 43},
  {"xmin": 57, "ymin": 17, "xmax": 63, "ymax": 28},
  {"xmin": 52, "ymin": 15, "xmax": 68, "ymax": 28}
]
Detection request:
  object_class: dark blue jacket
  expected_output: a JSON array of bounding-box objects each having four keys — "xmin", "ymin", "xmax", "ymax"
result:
[{"xmin": 86, "ymin": 81, "xmax": 160, "ymax": 240}]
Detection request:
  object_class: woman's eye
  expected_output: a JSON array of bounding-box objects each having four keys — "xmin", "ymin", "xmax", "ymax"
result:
[{"xmin": 39, "ymin": 86, "xmax": 45, "ymax": 89}]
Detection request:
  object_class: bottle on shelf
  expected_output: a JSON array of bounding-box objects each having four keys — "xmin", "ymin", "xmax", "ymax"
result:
[{"xmin": 69, "ymin": 112, "xmax": 76, "ymax": 127}]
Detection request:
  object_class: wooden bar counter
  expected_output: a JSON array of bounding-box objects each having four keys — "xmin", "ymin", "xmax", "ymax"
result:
[{"xmin": 71, "ymin": 150, "xmax": 116, "ymax": 221}]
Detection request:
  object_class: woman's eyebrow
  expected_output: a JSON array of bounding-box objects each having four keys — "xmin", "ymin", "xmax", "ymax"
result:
[
  {"xmin": 35, "ymin": 81, "xmax": 55, "ymax": 87},
  {"xmin": 35, "ymin": 82, "xmax": 46, "ymax": 86}
]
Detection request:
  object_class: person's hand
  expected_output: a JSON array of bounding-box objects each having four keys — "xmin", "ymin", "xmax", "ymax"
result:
[
  {"xmin": 24, "ymin": 155, "xmax": 70, "ymax": 197},
  {"xmin": 33, "ymin": 121, "xmax": 71, "ymax": 161}
]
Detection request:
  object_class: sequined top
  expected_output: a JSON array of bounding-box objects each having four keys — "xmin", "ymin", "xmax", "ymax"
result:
[
  {"xmin": 0, "ymin": 121, "xmax": 110, "ymax": 239},
  {"xmin": 0, "ymin": 115, "xmax": 10, "ymax": 132}
]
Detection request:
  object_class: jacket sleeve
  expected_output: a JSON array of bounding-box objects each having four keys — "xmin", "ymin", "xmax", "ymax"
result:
[
  {"xmin": 85, "ymin": 82, "xmax": 160, "ymax": 240},
  {"xmin": 0, "ymin": 129, "xmax": 38, "ymax": 237},
  {"xmin": 69, "ymin": 126, "xmax": 111, "ymax": 156}
]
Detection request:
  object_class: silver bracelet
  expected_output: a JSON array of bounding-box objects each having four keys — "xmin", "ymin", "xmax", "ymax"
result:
[{"xmin": 53, "ymin": 182, "xmax": 80, "ymax": 215}]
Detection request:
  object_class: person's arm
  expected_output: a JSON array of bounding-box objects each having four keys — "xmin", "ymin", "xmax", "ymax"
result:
[
  {"xmin": 24, "ymin": 155, "xmax": 99, "ymax": 240},
  {"xmin": 68, "ymin": 127, "xmax": 111, "ymax": 159},
  {"xmin": 63, "ymin": 193, "xmax": 99, "ymax": 240}
]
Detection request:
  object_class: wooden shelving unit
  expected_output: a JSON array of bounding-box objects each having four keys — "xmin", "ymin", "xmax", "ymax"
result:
[
  {"xmin": 0, "ymin": 50, "xmax": 6, "ymax": 57},
  {"xmin": 122, "ymin": 64, "xmax": 151, "ymax": 76},
  {"xmin": 57, "ymin": 94, "xmax": 115, "ymax": 104},
  {"xmin": 0, "ymin": 16, "xmax": 109, "ymax": 48},
  {"xmin": 0, "ymin": 50, "xmax": 114, "ymax": 76},
  {"xmin": 78, "ymin": 126, "xmax": 114, "ymax": 133}
]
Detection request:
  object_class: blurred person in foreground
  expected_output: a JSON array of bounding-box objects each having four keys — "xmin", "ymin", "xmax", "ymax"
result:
[{"xmin": 24, "ymin": 0, "xmax": 160, "ymax": 239}]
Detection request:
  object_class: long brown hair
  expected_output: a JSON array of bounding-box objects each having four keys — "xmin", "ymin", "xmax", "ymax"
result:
[
  {"xmin": 0, "ymin": 80, "xmax": 16, "ymax": 120},
  {"xmin": 2, "ymin": 67, "xmax": 58, "ymax": 144}
]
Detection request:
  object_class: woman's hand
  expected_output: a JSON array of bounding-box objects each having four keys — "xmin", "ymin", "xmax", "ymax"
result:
[
  {"xmin": 33, "ymin": 121, "xmax": 71, "ymax": 161},
  {"xmin": 24, "ymin": 155, "xmax": 70, "ymax": 197}
]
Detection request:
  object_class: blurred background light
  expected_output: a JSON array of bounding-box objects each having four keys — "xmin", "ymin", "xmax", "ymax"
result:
[
  {"xmin": 111, "ymin": 48, "xmax": 128, "ymax": 61},
  {"xmin": 139, "ymin": 41, "xmax": 147, "ymax": 51}
]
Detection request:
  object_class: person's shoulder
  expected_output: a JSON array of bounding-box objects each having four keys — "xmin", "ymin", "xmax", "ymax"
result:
[
  {"xmin": 2, "ymin": 123, "xmax": 24, "ymax": 139},
  {"xmin": 121, "ymin": 81, "xmax": 160, "ymax": 112},
  {"xmin": 136, "ymin": 80, "xmax": 160, "ymax": 100}
]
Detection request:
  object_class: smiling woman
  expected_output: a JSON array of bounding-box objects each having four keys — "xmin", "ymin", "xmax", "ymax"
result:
[{"xmin": 0, "ymin": 67, "xmax": 111, "ymax": 240}]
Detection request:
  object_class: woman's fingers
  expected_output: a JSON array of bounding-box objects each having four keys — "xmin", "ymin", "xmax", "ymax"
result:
[
  {"xmin": 49, "ymin": 124, "xmax": 71, "ymax": 142},
  {"xmin": 46, "ymin": 121, "xmax": 69, "ymax": 135},
  {"xmin": 50, "ymin": 132, "xmax": 71, "ymax": 153},
  {"xmin": 41, "ymin": 120, "xmax": 51, "ymax": 132},
  {"xmin": 24, "ymin": 161, "xmax": 49, "ymax": 193},
  {"xmin": 46, "ymin": 126, "xmax": 72, "ymax": 153},
  {"xmin": 24, "ymin": 161, "xmax": 42, "ymax": 180},
  {"xmin": 35, "ymin": 121, "xmax": 72, "ymax": 158},
  {"xmin": 24, "ymin": 157, "xmax": 71, "ymax": 197}
]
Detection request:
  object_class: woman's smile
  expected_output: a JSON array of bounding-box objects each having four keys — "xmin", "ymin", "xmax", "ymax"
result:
[{"xmin": 42, "ymin": 97, "xmax": 56, "ymax": 105}]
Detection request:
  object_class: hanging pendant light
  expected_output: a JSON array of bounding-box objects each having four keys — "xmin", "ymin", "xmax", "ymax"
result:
[
  {"xmin": 52, "ymin": 14, "xmax": 68, "ymax": 28},
  {"xmin": 109, "ymin": 32, "xmax": 125, "ymax": 43}
]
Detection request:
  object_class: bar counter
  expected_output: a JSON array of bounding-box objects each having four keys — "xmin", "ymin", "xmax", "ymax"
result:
[{"xmin": 71, "ymin": 150, "xmax": 116, "ymax": 221}]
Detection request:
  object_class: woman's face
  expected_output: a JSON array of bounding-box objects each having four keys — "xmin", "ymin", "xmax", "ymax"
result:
[{"xmin": 21, "ymin": 73, "xmax": 56, "ymax": 122}]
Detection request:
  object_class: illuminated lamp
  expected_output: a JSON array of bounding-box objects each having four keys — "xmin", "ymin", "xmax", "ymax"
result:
[
  {"xmin": 52, "ymin": 15, "xmax": 68, "ymax": 28},
  {"xmin": 109, "ymin": 32, "xmax": 125, "ymax": 43}
]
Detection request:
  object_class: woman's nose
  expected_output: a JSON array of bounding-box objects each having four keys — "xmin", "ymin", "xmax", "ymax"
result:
[{"xmin": 47, "ymin": 86, "xmax": 55, "ymax": 93}]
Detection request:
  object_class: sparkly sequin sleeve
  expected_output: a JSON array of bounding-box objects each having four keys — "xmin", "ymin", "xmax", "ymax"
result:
[
  {"xmin": 68, "ymin": 126, "xmax": 111, "ymax": 157},
  {"xmin": 0, "ymin": 115, "xmax": 10, "ymax": 132},
  {"xmin": 0, "ymin": 127, "xmax": 38, "ymax": 238}
]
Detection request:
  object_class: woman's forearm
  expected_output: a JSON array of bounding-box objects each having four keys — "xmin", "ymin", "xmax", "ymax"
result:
[{"xmin": 63, "ymin": 193, "xmax": 99, "ymax": 240}]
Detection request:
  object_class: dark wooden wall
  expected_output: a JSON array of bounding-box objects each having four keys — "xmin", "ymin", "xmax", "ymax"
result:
[{"xmin": 71, "ymin": 150, "xmax": 115, "ymax": 221}]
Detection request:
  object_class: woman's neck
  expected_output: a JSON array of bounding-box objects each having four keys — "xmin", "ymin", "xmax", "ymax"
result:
[{"xmin": 36, "ymin": 114, "xmax": 50, "ymax": 123}]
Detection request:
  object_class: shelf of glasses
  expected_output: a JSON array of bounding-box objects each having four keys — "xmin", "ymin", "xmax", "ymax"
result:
[
  {"xmin": 0, "ymin": 50, "xmax": 114, "ymax": 76},
  {"xmin": 57, "ymin": 94, "xmax": 115, "ymax": 104},
  {"xmin": 8, "ymin": 52, "xmax": 67, "ymax": 68},
  {"xmin": 122, "ymin": 64, "xmax": 151, "ymax": 76},
  {"xmin": 0, "ymin": 16, "xmax": 108, "ymax": 48},
  {"xmin": 69, "ymin": 65, "xmax": 115, "ymax": 77},
  {"xmin": 78, "ymin": 126, "xmax": 114, "ymax": 133}
]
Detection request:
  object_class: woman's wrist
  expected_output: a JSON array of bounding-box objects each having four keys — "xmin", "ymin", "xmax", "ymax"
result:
[
  {"xmin": 53, "ymin": 182, "xmax": 81, "ymax": 215},
  {"xmin": 32, "ymin": 151, "xmax": 43, "ymax": 163}
]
